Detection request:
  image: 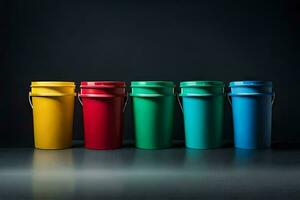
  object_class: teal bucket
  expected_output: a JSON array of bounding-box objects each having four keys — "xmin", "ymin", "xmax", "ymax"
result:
[{"xmin": 179, "ymin": 81, "xmax": 225, "ymax": 149}]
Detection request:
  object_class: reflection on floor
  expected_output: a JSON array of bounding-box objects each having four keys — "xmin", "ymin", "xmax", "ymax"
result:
[{"xmin": 0, "ymin": 144, "xmax": 300, "ymax": 199}]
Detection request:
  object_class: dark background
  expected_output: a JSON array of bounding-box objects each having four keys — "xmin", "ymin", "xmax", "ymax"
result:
[{"xmin": 1, "ymin": 0, "xmax": 299, "ymax": 147}]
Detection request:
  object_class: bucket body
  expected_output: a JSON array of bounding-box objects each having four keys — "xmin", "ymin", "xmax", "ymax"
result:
[
  {"xmin": 131, "ymin": 81, "xmax": 175, "ymax": 149},
  {"xmin": 79, "ymin": 81, "xmax": 127, "ymax": 150},
  {"xmin": 180, "ymin": 81, "xmax": 224, "ymax": 149},
  {"xmin": 229, "ymin": 81, "xmax": 274, "ymax": 149},
  {"xmin": 30, "ymin": 81, "xmax": 75, "ymax": 149}
]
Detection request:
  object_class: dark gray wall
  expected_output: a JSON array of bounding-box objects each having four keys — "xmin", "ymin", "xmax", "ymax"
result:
[{"xmin": 1, "ymin": 0, "xmax": 299, "ymax": 147}]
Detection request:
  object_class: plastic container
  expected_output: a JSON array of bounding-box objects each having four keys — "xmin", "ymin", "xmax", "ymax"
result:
[
  {"xmin": 29, "ymin": 81, "xmax": 76, "ymax": 149},
  {"xmin": 131, "ymin": 81, "xmax": 175, "ymax": 149},
  {"xmin": 179, "ymin": 81, "xmax": 225, "ymax": 149},
  {"xmin": 78, "ymin": 81, "xmax": 127, "ymax": 150},
  {"xmin": 228, "ymin": 81, "xmax": 275, "ymax": 149}
]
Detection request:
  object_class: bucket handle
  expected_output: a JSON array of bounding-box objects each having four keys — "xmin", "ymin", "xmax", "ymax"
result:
[
  {"xmin": 122, "ymin": 93, "xmax": 128, "ymax": 112},
  {"xmin": 28, "ymin": 92, "xmax": 33, "ymax": 109},
  {"xmin": 177, "ymin": 94, "xmax": 183, "ymax": 112},
  {"xmin": 227, "ymin": 91, "xmax": 276, "ymax": 106},
  {"xmin": 78, "ymin": 93, "xmax": 129, "ymax": 113},
  {"xmin": 29, "ymin": 92, "xmax": 76, "ymax": 109},
  {"xmin": 227, "ymin": 94, "xmax": 232, "ymax": 106},
  {"xmin": 78, "ymin": 94, "xmax": 83, "ymax": 106},
  {"xmin": 177, "ymin": 93, "xmax": 225, "ymax": 112},
  {"xmin": 272, "ymin": 91, "xmax": 275, "ymax": 105}
]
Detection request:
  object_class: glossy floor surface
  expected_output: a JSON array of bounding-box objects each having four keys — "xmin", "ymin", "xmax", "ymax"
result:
[{"xmin": 0, "ymin": 144, "xmax": 300, "ymax": 199}]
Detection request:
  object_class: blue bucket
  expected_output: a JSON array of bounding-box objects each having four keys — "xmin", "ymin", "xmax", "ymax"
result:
[{"xmin": 228, "ymin": 81, "xmax": 275, "ymax": 149}]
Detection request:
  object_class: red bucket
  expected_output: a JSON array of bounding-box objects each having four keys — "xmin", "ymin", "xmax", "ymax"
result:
[{"xmin": 79, "ymin": 81, "xmax": 127, "ymax": 150}]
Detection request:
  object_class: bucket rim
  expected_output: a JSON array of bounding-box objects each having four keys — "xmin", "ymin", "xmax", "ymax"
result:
[
  {"xmin": 228, "ymin": 92, "xmax": 274, "ymax": 96},
  {"xmin": 180, "ymin": 81, "xmax": 224, "ymax": 88},
  {"xmin": 130, "ymin": 93, "xmax": 175, "ymax": 97},
  {"xmin": 229, "ymin": 81, "xmax": 272, "ymax": 87},
  {"xmin": 80, "ymin": 81, "xmax": 126, "ymax": 88},
  {"xmin": 79, "ymin": 93, "xmax": 126, "ymax": 98},
  {"xmin": 179, "ymin": 93, "xmax": 224, "ymax": 97},
  {"xmin": 131, "ymin": 81, "xmax": 175, "ymax": 88},
  {"xmin": 31, "ymin": 81, "xmax": 75, "ymax": 87}
]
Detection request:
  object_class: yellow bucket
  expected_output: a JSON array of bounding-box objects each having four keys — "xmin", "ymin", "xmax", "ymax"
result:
[{"xmin": 29, "ymin": 81, "xmax": 76, "ymax": 149}]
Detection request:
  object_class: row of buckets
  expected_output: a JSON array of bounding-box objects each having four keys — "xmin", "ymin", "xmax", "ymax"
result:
[{"xmin": 29, "ymin": 81, "xmax": 275, "ymax": 150}]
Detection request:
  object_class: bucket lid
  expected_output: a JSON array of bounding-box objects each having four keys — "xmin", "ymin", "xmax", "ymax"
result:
[
  {"xmin": 229, "ymin": 81, "xmax": 272, "ymax": 87},
  {"xmin": 80, "ymin": 81, "xmax": 126, "ymax": 88},
  {"xmin": 180, "ymin": 81, "xmax": 224, "ymax": 88},
  {"xmin": 131, "ymin": 81, "xmax": 175, "ymax": 88},
  {"xmin": 31, "ymin": 81, "xmax": 75, "ymax": 87}
]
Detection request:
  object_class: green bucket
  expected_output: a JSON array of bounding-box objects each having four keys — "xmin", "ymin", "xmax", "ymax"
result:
[
  {"xmin": 130, "ymin": 81, "xmax": 175, "ymax": 149},
  {"xmin": 179, "ymin": 81, "xmax": 225, "ymax": 149}
]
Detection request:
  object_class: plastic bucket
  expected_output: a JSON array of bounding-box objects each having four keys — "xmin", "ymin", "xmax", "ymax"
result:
[
  {"xmin": 228, "ymin": 81, "xmax": 275, "ymax": 149},
  {"xmin": 78, "ymin": 81, "xmax": 127, "ymax": 150},
  {"xmin": 131, "ymin": 81, "xmax": 175, "ymax": 149},
  {"xmin": 179, "ymin": 81, "xmax": 225, "ymax": 149},
  {"xmin": 29, "ymin": 81, "xmax": 76, "ymax": 149}
]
